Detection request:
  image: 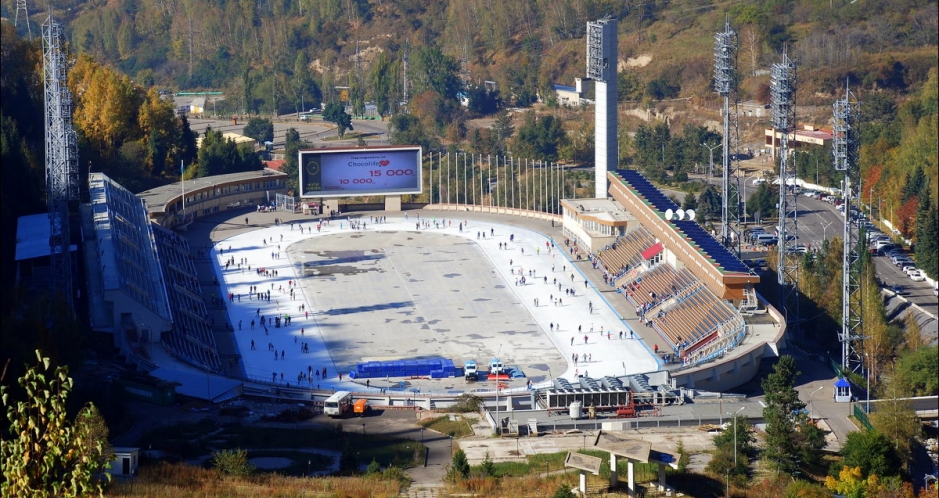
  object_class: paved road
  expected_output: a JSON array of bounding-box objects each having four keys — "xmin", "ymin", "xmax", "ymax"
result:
[{"xmin": 186, "ymin": 115, "xmax": 390, "ymax": 150}]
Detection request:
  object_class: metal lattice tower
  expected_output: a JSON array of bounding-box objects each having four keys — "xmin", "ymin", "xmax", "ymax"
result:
[
  {"xmin": 771, "ymin": 52, "xmax": 799, "ymax": 331},
  {"xmin": 42, "ymin": 15, "xmax": 78, "ymax": 309},
  {"xmin": 15, "ymin": 0, "xmax": 32, "ymax": 39},
  {"xmin": 834, "ymin": 82, "xmax": 863, "ymax": 372},
  {"xmin": 714, "ymin": 18, "xmax": 741, "ymax": 256}
]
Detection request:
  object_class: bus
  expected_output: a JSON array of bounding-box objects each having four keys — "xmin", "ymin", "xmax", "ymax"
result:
[{"xmin": 324, "ymin": 391, "xmax": 353, "ymax": 418}]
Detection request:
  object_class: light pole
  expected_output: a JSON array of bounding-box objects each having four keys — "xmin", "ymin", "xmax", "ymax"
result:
[
  {"xmin": 730, "ymin": 407, "xmax": 745, "ymax": 468},
  {"xmin": 820, "ymin": 221, "xmax": 833, "ymax": 243},
  {"xmin": 809, "ymin": 386, "xmax": 823, "ymax": 421},
  {"xmin": 421, "ymin": 428, "xmax": 424, "ymax": 444},
  {"xmin": 702, "ymin": 143, "xmax": 720, "ymax": 180}
]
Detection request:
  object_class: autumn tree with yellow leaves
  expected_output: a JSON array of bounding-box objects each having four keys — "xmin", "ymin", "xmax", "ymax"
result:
[{"xmin": 68, "ymin": 56, "xmax": 197, "ymax": 191}]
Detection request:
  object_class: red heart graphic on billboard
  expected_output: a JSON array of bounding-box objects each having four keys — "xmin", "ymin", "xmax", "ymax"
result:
[{"xmin": 379, "ymin": 160, "xmax": 391, "ymax": 166}]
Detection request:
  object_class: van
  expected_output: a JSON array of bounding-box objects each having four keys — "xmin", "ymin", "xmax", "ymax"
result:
[
  {"xmin": 755, "ymin": 234, "xmax": 778, "ymax": 244},
  {"xmin": 324, "ymin": 391, "xmax": 353, "ymax": 418},
  {"xmin": 353, "ymin": 398, "xmax": 370, "ymax": 417}
]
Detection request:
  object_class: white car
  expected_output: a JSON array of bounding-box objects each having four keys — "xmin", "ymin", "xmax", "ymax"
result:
[
  {"xmin": 909, "ymin": 270, "xmax": 926, "ymax": 282},
  {"xmin": 901, "ymin": 265, "xmax": 917, "ymax": 276},
  {"xmin": 752, "ymin": 178, "xmax": 767, "ymax": 185}
]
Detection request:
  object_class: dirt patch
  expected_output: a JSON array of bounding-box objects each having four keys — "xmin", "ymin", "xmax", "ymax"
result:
[{"xmin": 621, "ymin": 54, "xmax": 653, "ymax": 70}]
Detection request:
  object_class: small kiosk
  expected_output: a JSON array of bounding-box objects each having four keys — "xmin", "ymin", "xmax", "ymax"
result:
[{"xmin": 834, "ymin": 377, "xmax": 853, "ymax": 403}]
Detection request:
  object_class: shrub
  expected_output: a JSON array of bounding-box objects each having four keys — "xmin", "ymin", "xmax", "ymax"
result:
[
  {"xmin": 449, "ymin": 393, "xmax": 484, "ymax": 413},
  {"xmin": 211, "ymin": 448, "xmax": 254, "ymax": 477}
]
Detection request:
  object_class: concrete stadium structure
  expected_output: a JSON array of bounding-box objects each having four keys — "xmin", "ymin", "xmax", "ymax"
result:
[{"xmin": 81, "ymin": 160, "xmax": 786, "ymax": 407}]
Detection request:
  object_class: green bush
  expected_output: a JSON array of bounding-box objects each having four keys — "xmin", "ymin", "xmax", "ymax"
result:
[{"xmin": 211, "ymin": 448, "xmax": 254, "ymax": 477}]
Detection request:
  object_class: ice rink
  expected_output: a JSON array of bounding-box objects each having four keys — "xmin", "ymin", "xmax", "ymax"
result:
[{"xmin": 211, "ymin": 214, "xmax": 660, "ymax": 392}]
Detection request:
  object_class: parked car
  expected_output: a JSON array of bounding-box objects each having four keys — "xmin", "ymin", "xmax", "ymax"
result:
[
  {"xmin": 901, "ymin": 265, "xmax": 918, "ymax": 275},
  {"xmin": 909, "ymin": 270, "xmax": 926, "ymax": 282}
]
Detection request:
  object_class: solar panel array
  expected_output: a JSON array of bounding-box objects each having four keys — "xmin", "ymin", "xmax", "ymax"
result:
[
  {"xmin": 616, "ymin": 170, "xmax": 680, "ymax": 213},
  {"xmin": 673, "ymin": 220, "xmax": 750, "ymax": 273},
  {"xmin": 614, "ymin": 170, "xmax": 749, "ymax": 274}
]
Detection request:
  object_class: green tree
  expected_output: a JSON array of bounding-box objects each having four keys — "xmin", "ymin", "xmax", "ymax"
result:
[
  {"xmin": 761, "ymin": 355, "xmax": 815, "ymax": 474},
  {"xmin": 870, "ymin": 373, "xmax": 922, "ymax": 465},
  {"xmin": 478, "ymin": 451, "xmax": 496, "ymax": 477},
  {"xmin": 914, "ymin": 193, "xmax": 938, "ymax": 279},
  {"xmin": 243, "ymin": 117, "xmax": 274, "ymax": 144},
  {"xmin": 513, "ymin": 111, "xmax": 566, "ymax": 162},
  {"xmin": 322, "ymin": 102, "xmax": 353, "ymax": 139},
  {"xmin": 894, "ymin": 345, "xmax": 939, "ymax": 396},
  {"xmin": 1, "ymin": 351, "xmax": 112, "ymax": 497},
  {"xmin": 211, "ymin": 448, "xmax": 255, "ymax": 477},
  {"xmin": 389, "ymin": 113, "xmax": 437, "ymax": 150},
  {"xmin": 697, "ymin": 185, "xmax": 722, "ymax": 221},
  {"xmin": 839, "ymin": 430, "xmax": 901, "ymax": 479},
  {"xmin": 747, "ymin": 182, "xmax": 778, "ymax": 221},
  {"xmin": 448, "ymin": 449, "xmax": 470, "ymax": 481},
  {"xmin": 552, "ymin": 484, "xmax": 577, "ymax": 498},
  {"xmin": 196, "ymin": 127, "xmax": 263, "ymax": 177},
  {"xmin": 411, "ymin": 45, "xmax": 461, "ymax": 102},
  {"xmin": 282, "ymin": 127, "xmax": 309, "ymax": 192},
  {"xmin": 706, "ymin": 414, "xmax": 754, "ymax": 479},
  {"xmin": 466, "ymin": 85, "xmax": 501, "ymax": 115}
]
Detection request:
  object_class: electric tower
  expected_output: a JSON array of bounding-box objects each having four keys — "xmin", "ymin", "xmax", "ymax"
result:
[
  {"xmin": 42, "ymin": 15, "xmax": 79, "ymax": 310},
  {"xmin": 15, "ymin": 0, "xmax": 32, "ymax": 38},
  {"xmin": 771, "ymin": 52, "xmax": 799, "ymax": 334},
  {"xmin": 834, "ymin": 82, "xmax": 863, "ymax": 371},
  {"xmin": 714, "ymin": 18, "xmax": 741, "ymax": 256}
]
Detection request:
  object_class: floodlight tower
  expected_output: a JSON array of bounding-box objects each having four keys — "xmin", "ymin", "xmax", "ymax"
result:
[
  {"xmin": 771, "ymin": 52, "xmax": 799, "ymax": 332},
  {"xmin": 43, "ymin": 15, "xmax": 79, "ymax": 310},
  {"xmin": 587, "ymin": 16, "xmax": 617, "ymax": 199},
  {"xmin": 714, "ymin": 18, "xmax": 741, "ymax": 256},
  {"xmin": 834, "ymin": 82, "xmax": 863, "ymax": 372},
  {"xmin": 15, "ymin": 0, "xmax": 32, "ymax": 39}
]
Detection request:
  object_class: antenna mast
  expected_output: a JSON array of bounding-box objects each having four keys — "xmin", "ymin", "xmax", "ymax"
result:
[
  {"xmin": 771, "ymin": 50, "xmax": 799, "ymax": 335},
  {"xmin": 834, "ymin": 82, "xmax": 863, "ymax": 372},
  {"xmin": 714, "ymin": 17, "xmax": 741, "ymax": 256}
]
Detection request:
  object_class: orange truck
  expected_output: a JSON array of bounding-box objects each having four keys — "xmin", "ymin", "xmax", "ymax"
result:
[{"xmin": 353, "ymin": 398, "xmax": 370, "ymax": 417}]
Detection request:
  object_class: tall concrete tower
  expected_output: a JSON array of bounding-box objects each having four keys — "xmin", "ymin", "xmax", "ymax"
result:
[{"xmin": 587, "ymin": 17, "xmax": 617, "ymax": 199}]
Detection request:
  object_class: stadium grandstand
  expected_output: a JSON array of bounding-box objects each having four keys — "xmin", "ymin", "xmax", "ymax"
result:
[
  {"xmin": 137, "ymin": 169, "xmax": 288, "ymax": 230},
  {"xmin": 561, "ymin": 170, "xmax": 761, "ymax": 371},
  {"xmin": 83, "ymin": 173, "xmax": 222, "ymax": 374}
]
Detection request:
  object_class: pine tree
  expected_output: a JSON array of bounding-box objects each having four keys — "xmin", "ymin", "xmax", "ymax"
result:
[{"xmin": 760, "ymin": 355, "xmax": 806, "ymax": 474}]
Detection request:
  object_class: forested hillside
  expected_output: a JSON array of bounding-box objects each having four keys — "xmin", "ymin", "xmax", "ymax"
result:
[{"xmin": 1, "ymin": 0, "xmax": 936, "ymax": 274}]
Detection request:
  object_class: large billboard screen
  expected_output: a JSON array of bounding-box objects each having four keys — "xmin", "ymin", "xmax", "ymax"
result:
[{"xmin": 299, "ymin": 146, "xmax": 422, "ymax": 198}]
